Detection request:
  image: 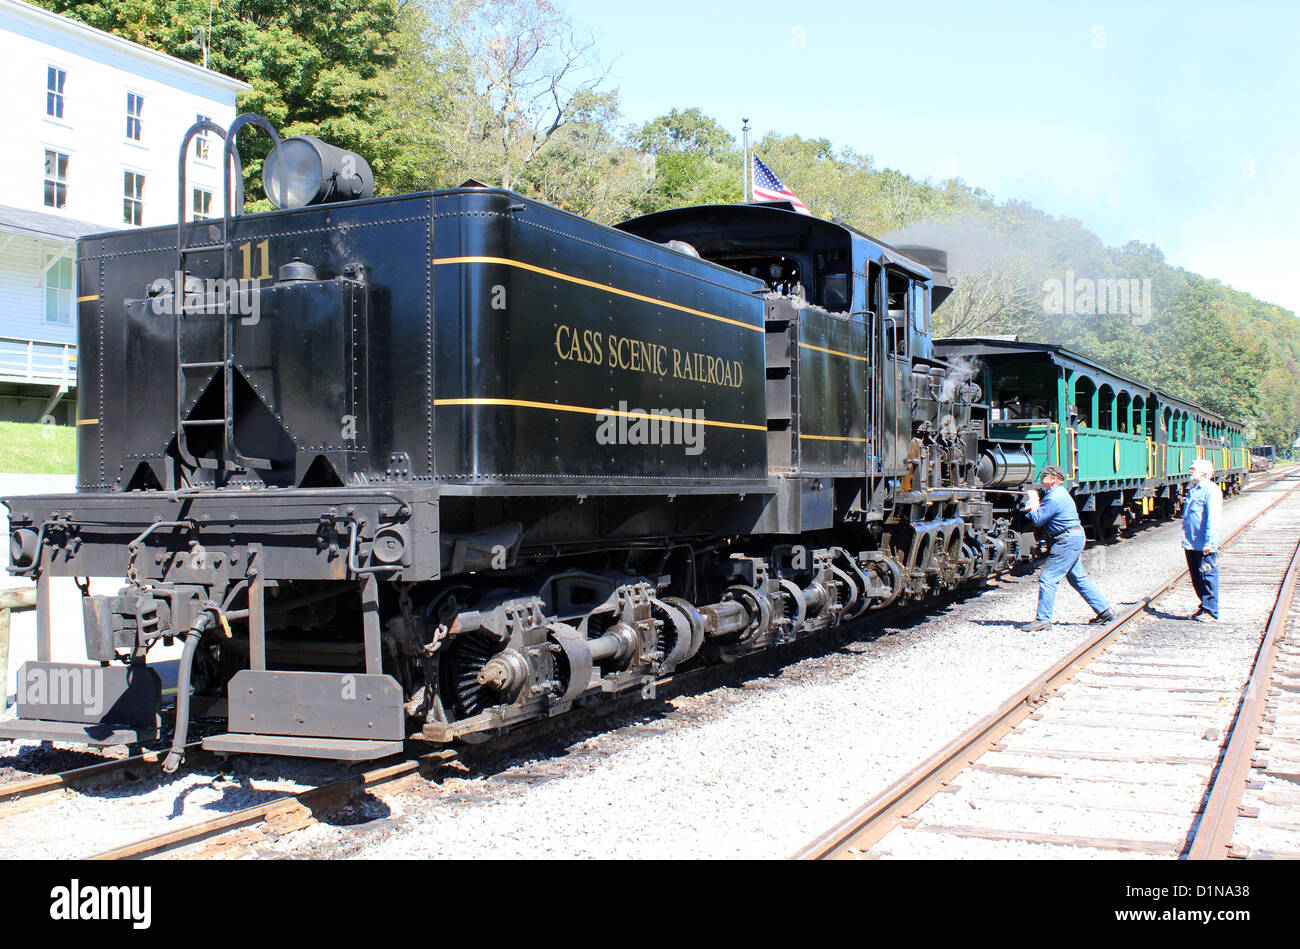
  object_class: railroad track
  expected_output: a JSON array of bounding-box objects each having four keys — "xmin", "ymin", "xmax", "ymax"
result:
[
  {"xmin": 1188, "ymin": 524, "xmax": 1300, "ymax": 859},
  {"xmin": 0, "ymin": 743, "xmax": 206, "ymax": 817},
  {"xmin": 2, "ymin": 467, "xmax": 1294, "ymax": 857},
  {"xmin": 87, "ymin": 752, "xmax": 454, "ymax": 859},
  {"xmin": 797, "ymin": 469, "xmax": 1300, "ymax": 859}
]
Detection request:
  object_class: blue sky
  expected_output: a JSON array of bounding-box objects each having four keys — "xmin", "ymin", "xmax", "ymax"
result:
[{"xmin": 562, "ymin": 0, "xmax": 1300, "ymax": 314}]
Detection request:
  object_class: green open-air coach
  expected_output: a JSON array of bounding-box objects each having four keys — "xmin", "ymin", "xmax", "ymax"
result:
[{"xmin": 934, "ymin": 339, "xmax": 1248, "ymax": 539}]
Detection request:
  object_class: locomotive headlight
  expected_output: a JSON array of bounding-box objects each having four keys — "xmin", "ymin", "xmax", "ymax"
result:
[{"xmin": 262, "ymin": 136, "xmax": 374, "ymax": 210}]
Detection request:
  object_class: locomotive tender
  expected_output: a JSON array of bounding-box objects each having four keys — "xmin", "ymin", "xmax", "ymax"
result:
[{"xmin": 0, "ymin": 117, "xmax": 1244, "ymax": 768}]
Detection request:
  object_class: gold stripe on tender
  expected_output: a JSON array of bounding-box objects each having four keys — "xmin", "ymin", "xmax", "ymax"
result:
[
  {"xmin": 76, "ymin": 418, "xmax": 99, "ymax": 426},
  {"xmin": 431, "ymin": 256, "xmax": 763, "ymax": 334},
  {"xmin": 798, "ymin": 341, "xmax": 868, "ymax": 362},
  {"xmin": 433, "ymin": 397, "xmax": 766, "ymax": 432},
  {"xmin": 77, "ymin": 294, "xmax": 99, "ymax": 303}
]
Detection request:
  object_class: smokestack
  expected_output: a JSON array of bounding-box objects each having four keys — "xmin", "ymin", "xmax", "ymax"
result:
[{"xmin": 897, "ymin": 244, "xmax": 954, "ymax": 309}]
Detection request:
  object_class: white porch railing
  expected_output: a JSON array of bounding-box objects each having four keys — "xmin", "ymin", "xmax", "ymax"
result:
[{"xmin": 0, "ymin": 335, "xmax": 77, "ymax": 388}]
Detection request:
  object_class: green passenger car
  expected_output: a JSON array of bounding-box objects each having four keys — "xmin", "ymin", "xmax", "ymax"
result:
[{"xmin": 933, "ymin": 339, "xmax": 1248, "ymax": 540}]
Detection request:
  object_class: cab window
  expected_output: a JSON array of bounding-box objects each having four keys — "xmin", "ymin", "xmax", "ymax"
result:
[
  {"xmin": 911, "ymin": 283, "xmax": 929, "ymax": 334},
  {"xmin": 815, "ymin": 249, "xmax": 850, "ymax": 313},
  {"xmin": 886, "ymin": 270, "xmax": 910, "ymax": 358}
]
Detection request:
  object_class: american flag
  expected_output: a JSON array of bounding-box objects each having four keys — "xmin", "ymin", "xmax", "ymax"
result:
[{"xmin": 752, "ymin": 154, "xmax": 812, "ymax": 215}]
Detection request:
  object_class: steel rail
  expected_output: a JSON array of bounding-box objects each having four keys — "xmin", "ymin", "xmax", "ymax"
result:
[
  {"xmin": 88, "ymin": 751, "xmax": 458, "ymax": 860},
  {"xmin": 794, "ymin": 472, "xmax": 1300, "ymax": 860},
  {"xmin": 0, "ymin": 742, "xmax": 205, "ymax": 812},
  {"xmin": 1185, "ymin": 531, "xmax": 1300, "ymax": 859}
]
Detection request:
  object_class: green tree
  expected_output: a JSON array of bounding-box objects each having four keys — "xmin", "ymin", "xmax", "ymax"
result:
[
  {"xmin": 635, "ymin": 108, "xmax": 734, "ymax": 157},
  {"xmin": 522, "ymin": 89, "xmax": 653, "ymax": 221},
  {"xmin": 632, "ymin": 109, "xmax": 741, "ymax": 213},
  {"xmin": 431, "ymin": 0, "xmax": 611, "ymax": 192},
  {"xmin": 34, "ymin": 0, "xmax": 405, "ymax": 204},
  {"xmin": 1258, "ymin": 364, "xmax": 1300, "ymax": 446}
]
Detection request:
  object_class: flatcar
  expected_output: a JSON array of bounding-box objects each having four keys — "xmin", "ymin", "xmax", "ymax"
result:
[{"xmin": 0, "ymin": 115, "xmax": 1243, "ymax": 771}]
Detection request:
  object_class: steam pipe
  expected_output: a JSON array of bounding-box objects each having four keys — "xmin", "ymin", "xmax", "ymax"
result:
[{"xmin": 161, "ymin": 607, "xmax": 217, "ymax": 774}]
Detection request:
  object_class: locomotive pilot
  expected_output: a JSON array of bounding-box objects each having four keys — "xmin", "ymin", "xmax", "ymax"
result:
[{"xmin": 1019, "ymin": 465, "xmax": 1115, "ymax": 631}]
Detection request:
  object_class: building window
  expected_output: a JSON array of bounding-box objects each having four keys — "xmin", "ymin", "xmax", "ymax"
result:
[
  {"xmin": 123, "ymin": 171, "xmax": 145, "ymax": 225},
  {"xmin": 192, "ymin": 187, "xmax": 212, "ymax": 221},
  {"xmin": 195, "ymin": 114, "xmax": 211, "ymax": 159},
  {"xmin": 47, "ymin": 66, "xmax": 66, "ymax": 118},
  {"xmin": 44, "ymin": 255, "xmax": 74, "ymax": 325},
  {"xmin": 126, "ymin": 92, "xmax": 143, "ymax": 140},
  {"xmin": 44, "ymin": 150, "xmax": 68, "ymax": 208}
]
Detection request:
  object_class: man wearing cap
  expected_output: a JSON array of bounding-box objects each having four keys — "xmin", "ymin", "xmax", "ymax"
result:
[
  {"xmin": 1019, "ymin": 465, "xmax": 1114, "ymax": 631},
  {"xmin": 1183, "ymin": 458, "xmax": 1221, "ymax": 620}
]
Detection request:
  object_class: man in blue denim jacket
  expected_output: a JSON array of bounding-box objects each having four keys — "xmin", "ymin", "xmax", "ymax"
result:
[
  {"xmin": 1020, "ymin": 465, "xmax": 1114, "ymax": 632},
  {"xmin": 1183, "ymin": 458, "xmax": 1222, "ymax": 620}
]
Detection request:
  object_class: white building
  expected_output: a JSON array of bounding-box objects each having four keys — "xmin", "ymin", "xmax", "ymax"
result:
[{"xmin": 0, "ymin": 0, "xmax": 249, "ymax": 423}]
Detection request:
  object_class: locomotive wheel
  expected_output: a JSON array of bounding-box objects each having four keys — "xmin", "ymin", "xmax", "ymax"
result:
[
  {"xmin": 708, "ymin": 642, "xmax": 741, "ymax": 664},
  {"xmin": 861, "ymin": 555, "xmax": 903, "ymax": 610},
  {"xmin": 832, "ymin": 548, "xmax": 872, "ymax": 621},
  {"xmin": 956, "ymin": 542, "xmax": 979, "ymax": 582},
  {"xmin": 425, "ymin": 584, "xmax": 473, "ymax": 627},
  {"xmin": 547, "ymin": 622, "xmax": 594, "ymax": 704},
  {"xmin": 662, "ymin": 596, "xmax": 706, "ymax": 659},
  {"xmin": 827, "ymin": 566, "xmax": 858, "ymax": 622},
  {"xmin": 776, "ymin": 578, "xmax": 807, "ymax": 636},
  {"xmin": 651, "ymin": 597, "xmax": 697, "ymax": 667}
]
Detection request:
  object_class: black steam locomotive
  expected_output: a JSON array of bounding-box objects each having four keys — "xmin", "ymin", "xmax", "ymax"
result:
[{"xmin": 1, "ymin": 117, "xmax": 1054, "ymax": 767}]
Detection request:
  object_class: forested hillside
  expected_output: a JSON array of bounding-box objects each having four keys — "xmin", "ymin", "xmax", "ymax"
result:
[{"xmin": 37, "ymin": 0, "xmax": 1300, "ymax": 445}]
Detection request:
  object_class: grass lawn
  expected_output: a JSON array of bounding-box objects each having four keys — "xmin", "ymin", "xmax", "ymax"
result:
[{"xmin": 0, "ymin": 421, "xmax": 77, "ymax": 474}]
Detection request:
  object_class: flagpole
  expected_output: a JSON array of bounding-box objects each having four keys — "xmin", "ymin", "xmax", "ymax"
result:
[{"xmin": 742, "ymin": 118, "xmax": 751, "ymax": 203}]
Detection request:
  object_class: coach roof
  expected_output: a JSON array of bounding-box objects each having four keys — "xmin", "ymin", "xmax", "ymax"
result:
[{"xmin": 934, "ymin": 337, "xmax": 1240, "ymax": 428}]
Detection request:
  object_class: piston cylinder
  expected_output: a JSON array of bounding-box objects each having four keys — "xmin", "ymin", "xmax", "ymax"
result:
[{"xmin": 978, "ymin": 444, "xmax": 1036, "ymax": 489}]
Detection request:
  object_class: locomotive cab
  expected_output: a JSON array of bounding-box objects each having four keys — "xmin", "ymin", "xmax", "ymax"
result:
[
  {"xmin": 620, "ymin": 205, "xmax": 1030, "ymax": 592},
  {"xmin": 619, "ymin": 204, "xmax": 861, "ymax": 313}
]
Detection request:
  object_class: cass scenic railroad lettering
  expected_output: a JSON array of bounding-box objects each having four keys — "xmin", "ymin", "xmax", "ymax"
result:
[{"xmin": 553, "ymin": 323, "xmax": 744, "ymax": 389}]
